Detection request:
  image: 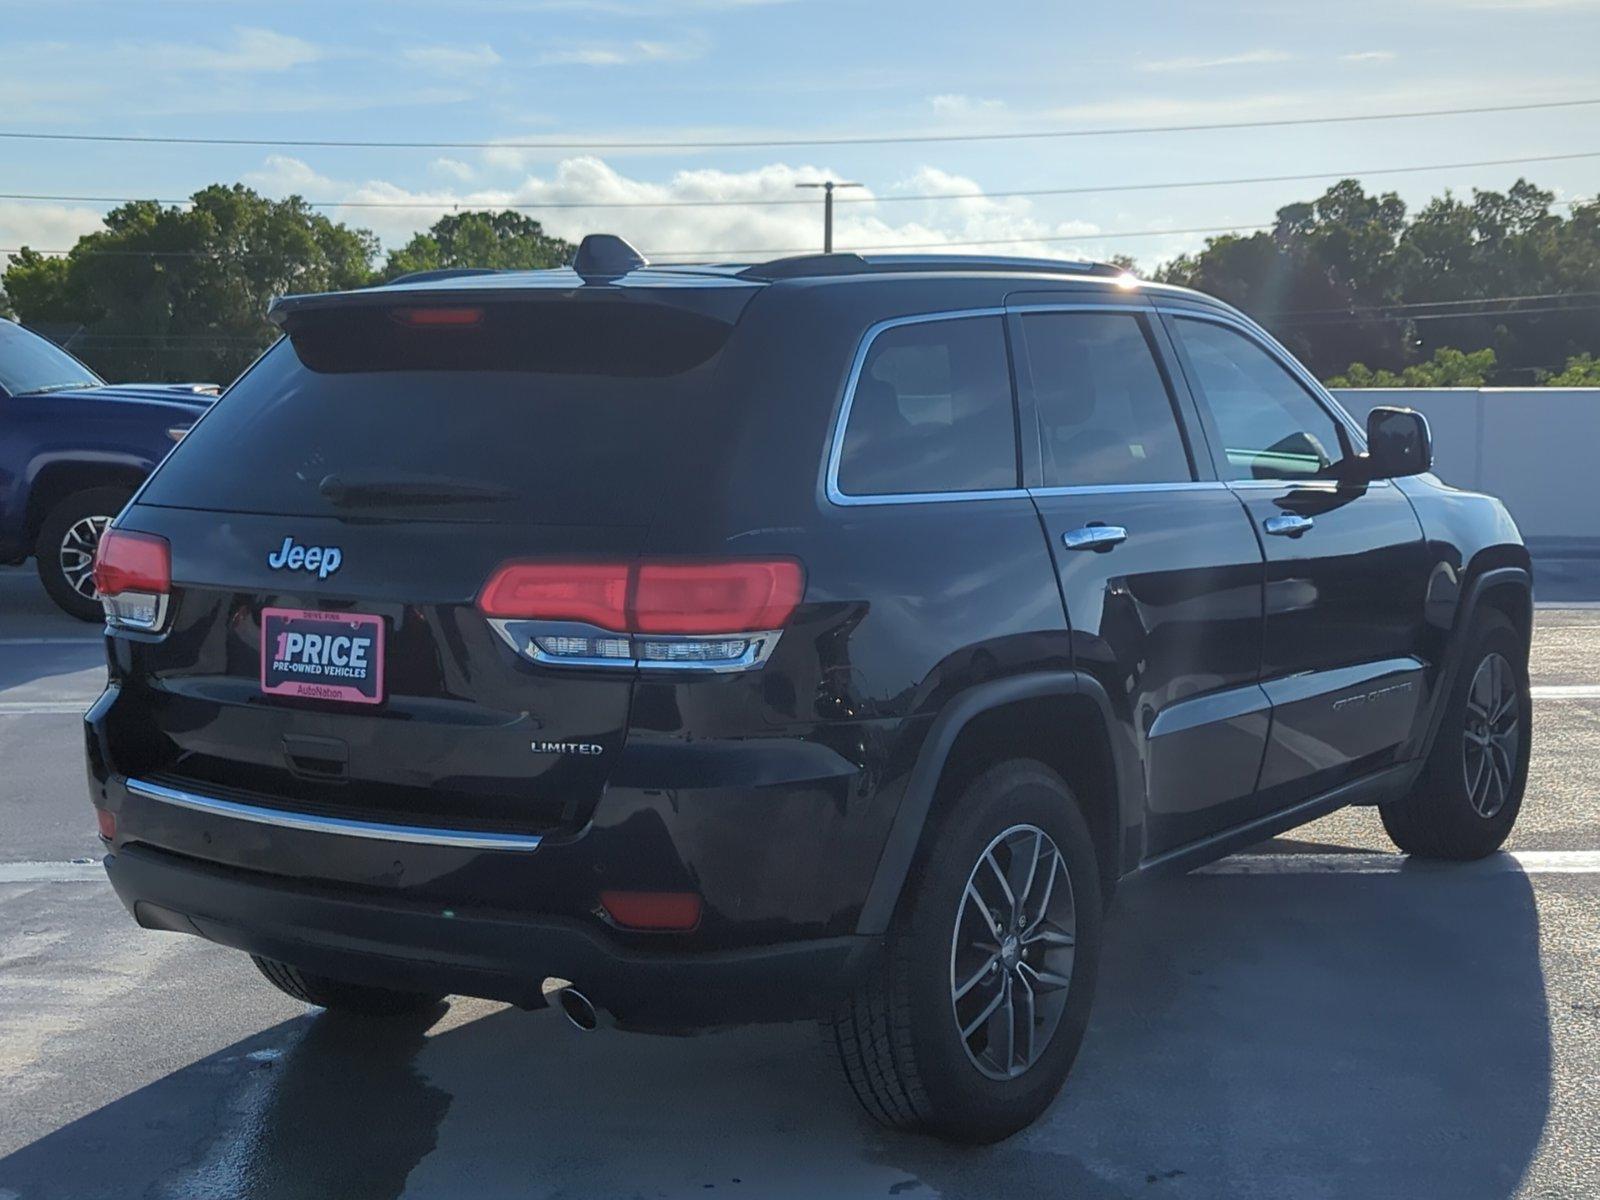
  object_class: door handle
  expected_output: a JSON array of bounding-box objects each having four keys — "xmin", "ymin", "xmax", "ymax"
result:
[
  {"xmin": 1062, "ymin": 525, "xmax": 1128, "ymax": 551},
  {"xmin": 1263, "ymin": 513, "xmax": 1314, "ymax": 538}
]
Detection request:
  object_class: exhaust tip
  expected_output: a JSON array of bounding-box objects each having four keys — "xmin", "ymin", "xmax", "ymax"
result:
[{"xmin": 557, "ymin": 986, "xmax": 600, "ymax": 1032}]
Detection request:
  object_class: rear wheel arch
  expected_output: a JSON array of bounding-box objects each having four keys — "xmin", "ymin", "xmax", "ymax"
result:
[
  {"xmin": 856, "ymin": 673, "xmax": 1140, "ymax": 936},
  {"xmin": 24, "ymin": 460, "xmax": 146, "ymax": 547}
]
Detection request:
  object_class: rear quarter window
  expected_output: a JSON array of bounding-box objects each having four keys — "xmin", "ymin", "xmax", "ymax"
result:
[{"xmin": 835, "ymin": 316, "xmax": 1018, "ymax": 498}]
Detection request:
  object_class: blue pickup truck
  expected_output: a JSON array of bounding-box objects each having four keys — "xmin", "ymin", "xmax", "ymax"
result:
[{"xmin": 0, "ymin": 319, "xmax": 217, "ymax": 619}]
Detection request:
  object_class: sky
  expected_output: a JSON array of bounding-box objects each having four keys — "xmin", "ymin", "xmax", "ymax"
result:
[{"xmin": 2, "ymin": 0, "xmax": 1599, "ymax": 273}]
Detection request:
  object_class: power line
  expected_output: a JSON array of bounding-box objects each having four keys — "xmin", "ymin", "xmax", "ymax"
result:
[
  {"xmin": 2, "ymin": 150, "xmax": 1597, "ymax": 215},
  {"xmin": 2, "ymin": 97, "xmax": 1598, "ymax": 152}
]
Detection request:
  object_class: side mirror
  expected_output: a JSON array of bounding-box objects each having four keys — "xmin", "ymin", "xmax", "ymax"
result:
[{"xmin": 1362, "ymin": 406, "xmax": 1432, "ymax": 479}]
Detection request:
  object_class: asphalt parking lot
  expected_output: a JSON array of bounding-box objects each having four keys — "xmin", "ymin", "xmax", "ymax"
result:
[{"xmin": 1, "ymin": 564, "xmax": 1597, "ymax": 1200}]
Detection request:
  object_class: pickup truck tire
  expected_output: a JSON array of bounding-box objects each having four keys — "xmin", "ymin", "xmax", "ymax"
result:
[
  {"xmin": 1382, "ymin": 609, "xmax": 1530, "ymax": 860},
  {"xmin": 251, "ymin": 955, "xmax": 447, "ymax": 1016},
  {"xmin": 828, "ymin": 760, "xmax": 1102, "ymax": 1143},
  {"xmin": 34, "ymin": 486, "xmax": 132, "ymax": 622}
]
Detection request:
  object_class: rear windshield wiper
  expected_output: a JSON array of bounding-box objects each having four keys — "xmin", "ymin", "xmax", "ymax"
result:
[
  {"xmin": 15, "ymin": 382, "xmax": 95, "ymax": 396},
  {"xmin": 317, "ymin": 473, "xmax": 518, "ymax": 507}
]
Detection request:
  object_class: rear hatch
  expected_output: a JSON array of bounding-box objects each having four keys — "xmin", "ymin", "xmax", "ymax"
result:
[{"xmin": 105, "ymin": 281, "xmax": 759, "ymax": 837}]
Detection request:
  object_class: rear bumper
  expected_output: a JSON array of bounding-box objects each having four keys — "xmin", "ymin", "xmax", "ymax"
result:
[{"xmin": 105, "ymin": 842, "xmax": 883, "ymax": 1028}]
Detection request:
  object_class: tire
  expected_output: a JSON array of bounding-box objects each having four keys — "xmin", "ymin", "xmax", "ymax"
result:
[
  {"xmin": 1381, "ymin": 609, "xmax": 1530, "ymax": 860},
  {"xmin": 34, "ymin": 486, "xmax": 132, "ymax": 622},
  {"xmin": 251, "ymin": 955, "xmax": 446, "ymax": 1017},
  {"xmin": 828, "ymin": 760, "xmax": 1103, "ymax": 1143}
]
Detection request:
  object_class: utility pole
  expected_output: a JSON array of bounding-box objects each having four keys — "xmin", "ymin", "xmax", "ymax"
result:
[{"xmin": 795, "ymin": 180, "xmax": 863, "ymax": 253}]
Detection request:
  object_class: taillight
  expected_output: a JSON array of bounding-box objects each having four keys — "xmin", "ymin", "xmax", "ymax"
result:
[
  {"xmin": 477, "ymin": 558, "xmax": 804, "ymax": 672},
  {"xmin": 92, "ymin": 529, "xmax": 171, "ymax": 632}
]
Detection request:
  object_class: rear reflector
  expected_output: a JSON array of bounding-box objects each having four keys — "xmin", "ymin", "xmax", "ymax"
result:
[
  {"xmin": 477, "ymin": 559, "xmax": 803, "ymax": 635},
  {"xmin": 96, "ymin": 808, "xmax": 116, "ymax": 841},
  {"xmin": 599, "ymin": 890, "xmax": 703, "ymax": 932},
  {"xmin": 93, "ymin": 529, "xmax": 171, "ymax": 631}
]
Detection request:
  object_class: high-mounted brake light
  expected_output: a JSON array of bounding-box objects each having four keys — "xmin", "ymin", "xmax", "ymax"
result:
[
  {"xmin": 92, "ymin": 529, "xmax": 171, "ymax": 632},
  {"xmin": 391, "ymin": 306, "xmax": 484, "ymax": 327},
  {"xmin": 476, "ymin": 558, "xmax": 804, "ymax": 671}
]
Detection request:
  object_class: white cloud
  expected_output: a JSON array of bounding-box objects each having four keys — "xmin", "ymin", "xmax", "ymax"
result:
[
  {"xmin": 236, "ymin": 155, "xmax": 1132, "ymax": 265},
  {"xmin": 403, "ymin": 43, "xmax": 502, "ymax": 72},
  {"xmin": 536, "ymin": 38, "xmax": 702, "ymax": 66},
  {"xmin": 0, "ymin": 203, "xmax": 107, "ymax": 255},
  {"xmin": 430, "ymin": 158, "xmax": 477, "ymax": 181},
  {"xmin": 1140, "ymin": 49, "xmax": 1293, "ymax": 73},
  {"xmin": 1340, "ymin": 50, "xmax": 1397, "ymax": 62},
  {"xmin": 928, "ymin": 94, "xmax": 1007, "ymax": 116},
  {"xmin": 141, "ymin": 27, "xmax": 323, "ymax": 74}
]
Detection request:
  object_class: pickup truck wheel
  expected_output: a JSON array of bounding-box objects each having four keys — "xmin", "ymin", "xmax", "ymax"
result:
[
  {"xmin": 1381, "ymin": 610, "xmax": 1530, "ymax": 859},
  {"xmin": 828, "ymin": 760, "xmax": 1102, "ymax": 1143},
  {"xmin": 251, "ymin": 955, "xmax": 447, "ymax": 1017},
  {"xmin": 34, "ymin": 487, "xmax": 132, "ymax": 622}
]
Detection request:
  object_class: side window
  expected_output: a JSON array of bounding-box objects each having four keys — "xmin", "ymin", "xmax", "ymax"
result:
[
  {"xmin": 836, "ymin": 316, "xmax": 1018, "ymax": 497},
  {"xmin": 1174, "ymin": 317, "xmax": 1349, "ymax": 481},
  {"xmin": 1022, "ymin": 311, "xmax": 1195, "ymax": 487}
]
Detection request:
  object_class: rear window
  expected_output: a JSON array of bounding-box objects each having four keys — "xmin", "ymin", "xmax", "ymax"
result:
[{"xmin": 138, "ymin": 299, "xmax": 744, "ymax": 525}]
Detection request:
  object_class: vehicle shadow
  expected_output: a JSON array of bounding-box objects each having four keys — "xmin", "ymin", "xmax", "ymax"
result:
[{"xmin": 0, "ymin": 863, "xmax": 1552, "ymax": 1200}]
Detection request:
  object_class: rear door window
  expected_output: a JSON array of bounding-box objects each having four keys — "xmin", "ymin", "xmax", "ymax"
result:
[
  {"xmin": 1020, "ymin": 311, "xmax": 1195, "ymax": 487},
  {"xmin": 835, "ymin": 316, "xmax": 1018, "ymax": 497}
]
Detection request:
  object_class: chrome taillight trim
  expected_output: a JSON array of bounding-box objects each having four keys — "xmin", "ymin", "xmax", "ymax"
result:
[{"xmin": 487, "ymin": 619, "xmax": 785, "ymax": 673}]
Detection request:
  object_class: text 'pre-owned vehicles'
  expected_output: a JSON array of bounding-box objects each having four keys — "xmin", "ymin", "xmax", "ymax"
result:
[
  {"xmin": 85, "ymin": 236, "xmax": 1532, "ymax": 1142},
  {"xmin": 0, "ymin": 318, "xmax": 217, "ymax": 619}
]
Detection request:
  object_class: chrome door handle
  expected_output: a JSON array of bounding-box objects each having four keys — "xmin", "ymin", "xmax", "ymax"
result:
[
  {"xmin": 1263, "ymin": 513, "xmax": 1314, "ymax": 537},
  {"xmin": 1062, "ymin": 525, "xmax": 1128, "ymax": 551}
]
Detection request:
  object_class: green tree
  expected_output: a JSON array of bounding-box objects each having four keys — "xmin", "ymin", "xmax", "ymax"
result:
[
  {"xmin": 1326, "ymin": 347, "xmax": 1497, "ymax": 388},
  {"xmin": 1156, "ymin": 178, "xmax": 1600, "ymax": 385},
  {"xmin": 1541, "ymin": 353, "xmax": 1600, "ymax": 386},
  {"xmin": 381, "ymin": 211, "xmax": 573, "ymax": 279},
  {"xmin": 3, "ymin": 185, "xmax": 378, "ymax": 383}
]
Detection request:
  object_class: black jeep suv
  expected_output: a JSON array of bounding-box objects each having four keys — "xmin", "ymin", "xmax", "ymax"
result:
[{"xmin": 85, "ymin": 237, "xmax": 1532, "ymax": 1142}]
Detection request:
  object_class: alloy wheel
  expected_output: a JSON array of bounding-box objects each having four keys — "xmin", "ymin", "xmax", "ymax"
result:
[
  {"xmin": 949, "ymin": 823, "xmax": 1077, "ymax": 1081},
  {"xmin": 1463, "ymin": 651, "xmax": 1520, "ymax": 820},
  {"xmin": 59, "ymin": 515, "xmax": 111, "ymax": 600}
]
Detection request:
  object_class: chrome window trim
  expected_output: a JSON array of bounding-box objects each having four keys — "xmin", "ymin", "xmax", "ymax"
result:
[
  {"xmin": 124, "ymin": 777, "xmax": 544, "ymax": 851},
  {"xmin": 821, "ymin": 296, "xmax": 1376, "ymax": 510}
]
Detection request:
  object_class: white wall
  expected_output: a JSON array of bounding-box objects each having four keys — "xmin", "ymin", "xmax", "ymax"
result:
[{"xmin": 1331, "ymin": 388, "xmax": 1600, "ymax": 542}]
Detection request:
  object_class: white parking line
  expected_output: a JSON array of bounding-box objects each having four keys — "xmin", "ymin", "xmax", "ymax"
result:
[
  {"xmin": 0, "ymin": 637, "xmax": 103, "ymax": 646},
  {"xmin": 1203, "ymin": 850, "xmax": 1600, "ymax": 875},
  {"xmin": 1531, "ymin": 684, "xmax": 1600, "ymax": 699},
  {"xmin": 0, "ymin": 860, "xmax": 104, "ymax": 884},
  {"xmin": 0, "ymin": 702, "xmax": 90, "ymax": 715}
]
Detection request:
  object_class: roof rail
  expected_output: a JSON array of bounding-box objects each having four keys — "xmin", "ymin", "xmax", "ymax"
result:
[{"xmin": 739, "ymin": 252, "xmax": 1128, "ymax": 282}]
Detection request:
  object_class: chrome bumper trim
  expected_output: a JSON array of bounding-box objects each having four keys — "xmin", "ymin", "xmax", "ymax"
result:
[{"xmin": 123, "ymin": 777, "xmax": 544, "ymax": 852}]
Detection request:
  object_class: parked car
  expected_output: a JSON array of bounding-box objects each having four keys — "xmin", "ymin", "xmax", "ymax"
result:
[
  {"xmin": 0, "ymin": 318, "xmax": 217, "ymax": 619},
  {"xmin": 85, "ymin": 237, "xmax": 1532, "ymax": 1142}
]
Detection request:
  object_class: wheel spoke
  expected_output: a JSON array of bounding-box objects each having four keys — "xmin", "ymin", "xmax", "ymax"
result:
[
  {"xmin": 1016, "ymin": 971, "xmax": 1035, "ymax": 1071},
  {"xmin": 1019, "ymin": 961, "xmax": 1073, "ymax": 993},
  {"xmin": 1023, "ymin": 853, "xmax": 1062, "ymax": 937},
  {"xmin": 1021, "ymin": 920, "xmax": 1075, "ymax": 950},
  {"xmin": 984, "ymin": 850, "xmax": 1016, "ymax": 915},
  {"xmin": 960, "ymin": 979, "xmax": 1008, "ymax": 1041},
  {"xmin": 953, "ymin": 953, "xmax": 1001, "ymax": 1002},
  {"xmin": 998, "ymin": 976, "xmax": 1016, "ymax": 1074},
  {"xmin": 1015, "ymin": 830, "xmax": 1044, "ymax": 912},
  {"xmin": 965, "ymin": 883, "xmax": 1003, "ymax": 940}
]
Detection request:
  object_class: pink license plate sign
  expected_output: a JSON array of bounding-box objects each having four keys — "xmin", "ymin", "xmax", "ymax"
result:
[{"xmin": 260, "ymin": 608, "xmax": 385, "ymax": 705}]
